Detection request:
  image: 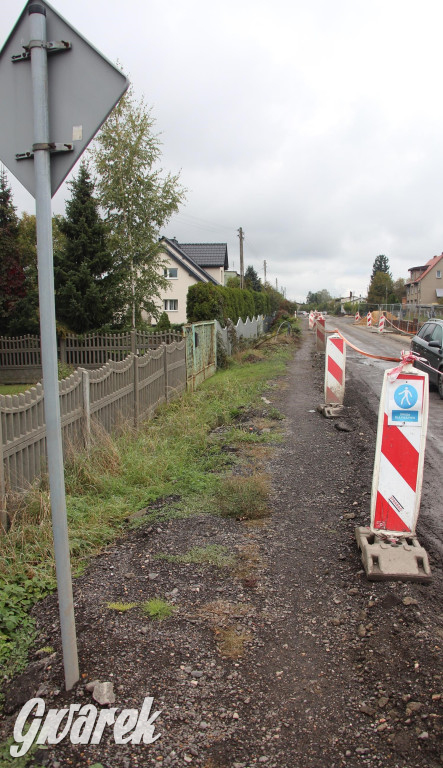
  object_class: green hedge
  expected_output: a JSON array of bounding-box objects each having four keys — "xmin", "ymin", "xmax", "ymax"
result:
[{"xmin": 187, "ymin": 284, "xmax": 271, "ymax": 324}]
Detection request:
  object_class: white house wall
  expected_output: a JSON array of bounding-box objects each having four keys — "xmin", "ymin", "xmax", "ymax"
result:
[
  {"xmin": 203, "ymin": 266, "xmax": 225, "ymax": 285},
  {"xmin": 150, "ymin": 256, "xmax": 199, "ymax": 325}
]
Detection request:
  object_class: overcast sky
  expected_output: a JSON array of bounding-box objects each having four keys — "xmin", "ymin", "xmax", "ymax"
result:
[{"xmin": 3, "ymin": 0, "xmax": 443, "ymax": 303}]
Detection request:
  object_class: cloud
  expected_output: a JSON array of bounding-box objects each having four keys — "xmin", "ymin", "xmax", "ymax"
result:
[{"xmin": 4, "ymin": 0, "xmax": 443, "ymax": 302}]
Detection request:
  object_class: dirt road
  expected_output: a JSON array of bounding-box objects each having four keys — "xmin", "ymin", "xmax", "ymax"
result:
[{"xmin": 1, "ymin": 328, "xmax": 442, "ymax": 768}]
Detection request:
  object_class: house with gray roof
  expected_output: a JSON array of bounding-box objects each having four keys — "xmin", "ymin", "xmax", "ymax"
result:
[{"xmin": 154, "ymin": 237, "xmax": 229, "ymax": 325}]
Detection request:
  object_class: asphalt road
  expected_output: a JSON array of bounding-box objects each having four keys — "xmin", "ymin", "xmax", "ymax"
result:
[{"xmin": 323, "ymin": 316, "xmax": 443, "ymax": 563}]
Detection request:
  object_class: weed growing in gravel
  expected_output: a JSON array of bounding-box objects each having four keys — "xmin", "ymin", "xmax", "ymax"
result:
[
  {"xmin": 217, "ymin": 626, "xmax": 253, "ymax": 659},
  {"xmin": 107, "ymin": 602, "xmax": 138, "ymax": 612},
  {"xmin": 196, "ymin": 600, "xmax": 254, "ymax": 659},
  {"xmin": 142, "ymin": 599, "xmax": 174, "ymax": 620},
  {"xmin": 216, "ymin": 473, "xmax": 271, "ymax": 520},
  {"xmin": 267, "ymin": 406, "xmax": 285, "ymax": 420},
  {"xmin": 156, "ymin": 544, "xmax": 235, "ymax": 568}
]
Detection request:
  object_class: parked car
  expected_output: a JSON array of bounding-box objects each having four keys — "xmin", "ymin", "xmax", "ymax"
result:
[{"xmin": 410, "ymin": 318, "xmax": 443, "ymax": 398}]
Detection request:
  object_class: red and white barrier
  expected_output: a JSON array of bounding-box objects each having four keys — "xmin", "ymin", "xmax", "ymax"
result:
[
  {"xmin": 325, "ymin": 333, "xmax": 346, "ymax": 404},
  {"xmin": 367, "ymin": 312, "xmax": 372, "ymax": 327},
  {"xmin": 378, "ymin": 315, "xmax": 386, "ymax": 333},
  {"xmin": 309, "ymin": 311, "xmax": 315, "ymax": 330},
  {"xmin": 370, "ymin": 363, "xmax": 429, "ymax": 535},
  {"xmin": 355, "ymin": 311, "xmax": 361, "ymax": 323},
  {"xmin": 316, "ymin": 315, "xmax": 326, "ymax": 352}
]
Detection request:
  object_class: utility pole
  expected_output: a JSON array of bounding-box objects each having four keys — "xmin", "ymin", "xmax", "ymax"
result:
[
  {"xmin": 238, "ymin": 227, "xmax": 244, "ymax": 289},
  {"xmin": 263, "ymin": 259, "xmax": 267, "ymax": 285}
]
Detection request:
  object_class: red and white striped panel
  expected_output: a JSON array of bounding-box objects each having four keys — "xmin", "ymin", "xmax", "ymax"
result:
[
  {"xmin": 324, "ymin": 333, "xmax": 346, "ymax": 403},
  {"xmin": 309, "ymin": 311, "xmax": 315, "ymax": 330},
  {"xmin": 316, "ymin": 315, "xmax": 326, "ymax": 352},
  {"xmin": 355, "ymin": 311, "xmax": 361, "ymax": 322},
  {"xmin": 378, "ymin": 315, "xmax": 386, "ymax": 333},
  {"xmin": 367, "ymin": 312, "xmax": 372, "ymax": 327},
  {"xmin": 371, "ymin": 370, "xmax": 428, "ymax": 535}
]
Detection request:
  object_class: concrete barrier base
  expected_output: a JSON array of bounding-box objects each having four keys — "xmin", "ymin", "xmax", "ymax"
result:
[
  {"xmin": 317, "ymin": 403, "xmax": 345, "ymax": 418},
  {"xmin": 355, "ymin": 526, "xmax": 432, "ymax": 582}
]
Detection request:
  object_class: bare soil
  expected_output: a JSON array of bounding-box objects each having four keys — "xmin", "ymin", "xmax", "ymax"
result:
[{"xmin": 1, "ymin": 329, "xmax": 442, "ymax": 768}]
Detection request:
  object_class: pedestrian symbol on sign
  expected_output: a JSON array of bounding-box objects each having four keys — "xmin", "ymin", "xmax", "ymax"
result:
[{"xmin": 394, "ymin": 384, "xmax": 418, "ymax": 410}]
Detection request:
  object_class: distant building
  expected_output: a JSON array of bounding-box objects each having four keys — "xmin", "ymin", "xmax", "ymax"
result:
[
  {"xmin": 223, "ymin": 270, "xmax": 240, "ymax": 285},
  {"xmin": 405, "ymin": 253, "xmax": 443, "ymax": 305}
]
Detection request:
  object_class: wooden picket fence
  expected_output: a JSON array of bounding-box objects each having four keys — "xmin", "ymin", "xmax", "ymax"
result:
[{"xmin": 0, "ymin": 340, "xmax": 187, "ymax": 516}]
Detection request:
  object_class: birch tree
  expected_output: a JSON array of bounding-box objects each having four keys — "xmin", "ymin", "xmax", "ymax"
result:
[{"xmin": 91, "ymin": 85, "xmax": 186, "ymax": 327}]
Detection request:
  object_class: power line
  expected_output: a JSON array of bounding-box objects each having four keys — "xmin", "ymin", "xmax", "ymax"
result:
[{"xmin": 171, "ymin": 211, "xmax": 234, "ymax": 234}]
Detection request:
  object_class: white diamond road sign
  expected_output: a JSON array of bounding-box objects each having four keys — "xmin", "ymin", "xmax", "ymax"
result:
[{"xmin": 0, "ymin": 0, "xmax": 129, "ymax": 197}]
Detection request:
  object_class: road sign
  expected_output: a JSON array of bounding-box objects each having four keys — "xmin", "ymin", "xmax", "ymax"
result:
[
  {"xmin": 370, "ymin": 367, "xmax": 429, "ymax": 535},
  {"xmin": 324, "ymin": 333, "xmax": 346, "ymax": 404},
  {"xmin": 388, "ymin": 377, "xmax": 423, "ymax": 427},
  {"xmin": 0, "ymin": 0, "xmax": 128, "ymax": 197},
  {"xmin": 316, "ymin": 314, "xmax": 326, "ymax": 352}
]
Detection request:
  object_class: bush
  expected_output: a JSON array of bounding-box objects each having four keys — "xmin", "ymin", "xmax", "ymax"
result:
[
  {"xmin": 187, "ymin": 284, "xmax": 271, "ymax": 324},
  {"xmin": 156, "ymin": 311, "xmax": 171, "ymax": 330}
]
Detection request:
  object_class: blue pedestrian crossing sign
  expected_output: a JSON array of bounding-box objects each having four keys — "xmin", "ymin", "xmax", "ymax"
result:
[
  {"xmin": 394, "ymin": 384, "xmax": 418, "ymax": 409},
  {"xmin": 388, "ymin": 377, "xmax": 423, "ymax": 427}
]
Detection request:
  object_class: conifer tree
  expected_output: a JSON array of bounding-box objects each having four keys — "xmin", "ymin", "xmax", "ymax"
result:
[
  {"xmin": 368, "ymin": 255, "xmax": 394, "ymax": 305},
  {"xmin": 0, "ymin": 169, "xmax": 26, "ymax": 334},
  {"xmin": 244, "ymin": 265, "xmax": 262, "ymax": 291},
  {"xmin": 370, "ymin": 254, "xmax": 391, "ymax": 281},
  {"xmin": 55, "ymin": 163, "xmax": 116, "ymax": 333}
]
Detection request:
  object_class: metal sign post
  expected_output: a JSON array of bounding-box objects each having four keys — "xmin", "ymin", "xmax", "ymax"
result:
[
  {"xmin": 29, "ymin": 1, "xmax": 79, "ymax": 691},
  {"xmin": 0, "ymin": 0, "xmax": 129, "ymax": 690}
]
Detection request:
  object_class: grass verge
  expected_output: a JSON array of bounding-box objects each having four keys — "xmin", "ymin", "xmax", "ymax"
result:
[{"xmin": 0, "ymin": 336, "xmax": 296, "ymax": 682}]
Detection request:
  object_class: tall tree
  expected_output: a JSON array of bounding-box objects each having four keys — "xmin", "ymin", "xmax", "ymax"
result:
[
  {"xmin": 368, "ymin": 255, "xmax": 394, "ymax": 305},
  {"xmin": 8, "ymin": 213, "xmax": 40, "ymax": 335},
  {"xmin": 0, "ymin": 169, "xmax": 26, "ymax": 335},
  {"xmin": 367, "ymin": 271, "xmax": 394, "ymax": 305},
  {"xmin": 370, "ymin": 254, "xmax": 391, "ymax": 281},
  {"xmin": 91, "ymin": 85, "xmax": 186, "ymax": 327},
  {"xmin": 244, "ymin": 265, "xmax": 262, "ymax": 292},
  {"xmin": 306, "ymin": 288, "xmax": 333, "ymax": 309},
  {"xmin": 54, "ymin": 164, "xmax": 116, "ymax": 333}
]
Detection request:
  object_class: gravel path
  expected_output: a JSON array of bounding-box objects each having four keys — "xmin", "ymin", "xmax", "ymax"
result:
[{"xmin": 1, "ymin": 329, "xmax": 442, "ymax": 768}]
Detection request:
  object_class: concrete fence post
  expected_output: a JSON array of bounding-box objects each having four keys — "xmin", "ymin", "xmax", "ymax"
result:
[
  {"xmin": 80, "ymin": 368, "xmax": 91, "ymax": 449},
  {"xmin": 131, "ymin": 329, "xmax": 137, "ymax": 356},
  {"xmin": 133, "ymin": 354, "xmax": 139, "ymax": 429},
  {"xmin": 59, "ymin": 336, "xmax": 66, "ymax": 365},
  {"xmin": 163, "ymin": 343, "xmax": 169, "ymax": 402},
  {"xmin": 131, "ymin": 356, "xmax": 140, "ymax": 429},
  {"xmin": 0, "ymin": 412, "xmax": 7, "ymax": 532}
]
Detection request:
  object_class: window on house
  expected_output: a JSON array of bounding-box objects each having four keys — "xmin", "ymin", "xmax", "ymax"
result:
[
  {"xmin": 164, "ymin": 267, "xmax": 178, "ymax": 279},
  {"xmin": 164, "ymin": 299, "xmax": 178, "ymax": 311},
  {"xmin": 436, "ymin": 270, "xmax": 441, "ymax": 278}
]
